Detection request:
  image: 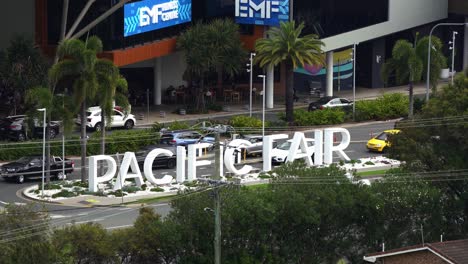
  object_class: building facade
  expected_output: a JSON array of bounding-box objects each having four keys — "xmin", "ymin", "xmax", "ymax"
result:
[{"xmin": 3, "ymin": 0, "xmax": 465, "ymax": 109}]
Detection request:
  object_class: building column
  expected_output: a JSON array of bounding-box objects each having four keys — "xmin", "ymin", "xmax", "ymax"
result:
[
  {"xmin": 266, "ymin": 65, "xmax": 274, "ymax": 109},
  {"xmin": 326, "ymin": 51, "xmax": 334, "ymax": 96},
  {"xmin": 153, "ymin": 57, "xmax": 162, "ymax": 105},
  {"xmin": 463, "ymin": 16, "xmax": 468, "ymax": 71}
]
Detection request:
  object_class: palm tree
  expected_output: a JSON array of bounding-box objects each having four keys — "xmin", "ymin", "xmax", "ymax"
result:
[
  {"xmin": 25, "ymin": 86, "xmax": 74, "ymax": 184},
  {"xmin": 49, "ymin": 36, "xmax": 103, "ymax": 182},
  {"xmin": 382, "ymin": 35, "xmax": 445, "ymax": 118},
  {"xmin": 94, "ymin": 59, "xmax": 129, "ymax": 155},
  {"xmin": 177, "ymin": 18, "xmax": 246, "ymax": 111},
  {"xmin": 255, "ymin": 21, "xmax": 324, "ymax": 123}
]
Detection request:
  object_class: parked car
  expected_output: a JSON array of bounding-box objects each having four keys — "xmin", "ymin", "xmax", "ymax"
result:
[
  {"xmin": 308, "ymin": 96, "xmax": 353, "ymax": 111},
  {"xmin": 238, "ymin": 134, "xmax": 276, "ymax": 156},
  {"xmin": 75, "ymin": 106, "xmax": 136, "ymax": 131},
  {"xmin": 135, "ymin": 145, "xmax": 177, "ymax": 169},
  {"xmin": 1, "ymin": 155, "xmax": 74, "ymax": 183},
  {"xmin": 366, "ymin": 129, "xmax": 401, "ymax": 153},
  {"xmin": 160, "ymin": 130, "xmax": 203, "ymax": 146},
  {"xmin": 0, "ymin": 115, "xmax": 60, "ymax": 141},
  {"xmin": 271, "ymin": 138, "xmax": 315, "ymax": 164}
]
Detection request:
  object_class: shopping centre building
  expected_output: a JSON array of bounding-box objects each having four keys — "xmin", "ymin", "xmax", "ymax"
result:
[{"xmin": 1, "ymin": 0, "xmax": 467, "ymax": 108}]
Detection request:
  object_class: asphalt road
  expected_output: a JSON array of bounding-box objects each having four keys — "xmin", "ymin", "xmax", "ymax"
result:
[{"xmin": 0, "ymin": 120, "xmax": 395, "ymax": 229}]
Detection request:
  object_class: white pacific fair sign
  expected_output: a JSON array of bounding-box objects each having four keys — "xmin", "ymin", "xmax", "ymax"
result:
[{"xmin": 88, "ymin": 128, "xmax": 351, "ymax": 192}]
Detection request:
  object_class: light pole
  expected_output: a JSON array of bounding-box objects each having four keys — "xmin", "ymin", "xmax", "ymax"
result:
[
  {"xmin": 258, "ymin": 74, "xmax": 266, "ymax": 137},
  {"xmin": 350, "ymin": 43, "xmax": 358, "ymax": 120},
  {"xmin": 247, "ymin": 52, "xmax": 256, "ymax": 117},
  {"xmin": 426, "ymin": 22, "xmax": 468, "ymax": 101},
  {"xmin": 37, "ymin": 108, "xmax": 46, "ymax": 197},
  {"xmin": 449, "ymin": 31, "xmax": 458, "ymax": 85}
]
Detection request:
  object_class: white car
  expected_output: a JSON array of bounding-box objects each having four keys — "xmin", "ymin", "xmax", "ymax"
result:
[
  {"xmin": 308, "ymin": 96, "xmax": 353, "ymax": 111},
  {"xmin": 271, "ymin": 138, "xmax": 315, "ymax": 164},
  {"xmin": 75, "ymin": 106, "xmax": 136, "ymax": 131}
]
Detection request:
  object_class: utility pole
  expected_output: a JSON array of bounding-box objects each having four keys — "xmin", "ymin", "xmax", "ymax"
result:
[{"xmin": 213, "ymin": 133, "xmax": 221, "ymax": 264}]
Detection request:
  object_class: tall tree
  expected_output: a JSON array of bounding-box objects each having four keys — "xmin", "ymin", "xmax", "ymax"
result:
[
  {"xmin": 25, "ymin": 86, "xmax": 74, "ymax": 183},
  {"xmin": 49, "ymin": 36, "xmax": 103, "ymax": 182},
  {"xmin": 382, "ymin": 35, "xmax": 446, "ymax": 118},
  {"xmin": 93, "ymin": 60, "xmax": 129, "ymax": 155},
  {"xmin": 255, "ymin": 21, "xmax": 324, "ymax": 123},
  {"xmin": 0, "ymin": 36, "xmax": 49, "ymax": 115},
  {"xmin": 177, "ymin": 18, "xmax": 246, "ymax": 111}
]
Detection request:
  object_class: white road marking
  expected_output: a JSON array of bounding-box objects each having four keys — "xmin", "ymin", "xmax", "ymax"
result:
[
  {"xmin": 150, "ymin": 203, "xmax": 169, "ymax": 207},
  {"xmin": 106, "ymin": 224, "xmax": 133, "ymax": 230},
  {"xmin": 50, "ymin": 214, "xmax": 69, "ymax": 219},
  {"xmin": 0, "ymin": 201, "xmax": 8, "ymax": 205}
]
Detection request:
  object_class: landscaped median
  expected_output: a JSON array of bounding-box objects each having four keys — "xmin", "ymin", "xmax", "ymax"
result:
[{"xmin": 22, "ymin": 156, "xmax": 401, "ymax": 206}]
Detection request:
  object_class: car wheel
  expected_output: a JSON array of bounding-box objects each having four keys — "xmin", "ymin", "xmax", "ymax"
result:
[
  {"xmin": 49, "ymin": 128, "xmax": 57, "ymax": 139},
  {"xmin": 16, "ymin": 175, "xmax": 25, "ymax": 184},
  {"xmin": 124, "ymin": 120, "xmax": 134, "ymax": 129},
  {"xmin": 167, "ymin": 159, "xmax": 176, "ymax": 169},
  {"xmin": 94, "ymin": 122, "xmax": 102, "ymax": 132},
  {"xmin": 17, "ymin": 132, "xmax": 26, "ymax": 141},
  {"xmin": 56, "ymin": 171, "xmax": 66, "ymax": 181},
  {"xmin": 381, "ymin": 147, "xmax": 388, "ymax": 153}
]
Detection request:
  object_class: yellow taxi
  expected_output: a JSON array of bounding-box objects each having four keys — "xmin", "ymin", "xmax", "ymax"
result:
[{"xmin": 366, "ymin": 129, "xmax": 401, "ymax": 152}]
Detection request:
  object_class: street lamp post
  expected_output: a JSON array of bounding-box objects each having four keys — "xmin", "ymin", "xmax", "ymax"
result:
[
  {"xmin": 351, "ymin": 43, "xmax": 358, "ymax": 120},
  {"xmin": 449, "ymin": 31, "xmax": 458, "ymax": 85},
  {"xmin": 37, "ymin": 108, "xmax": 46, "ymax": 197},
  {"xmin": 247, "ymin": 52, "xmax": 256, "ymax": 117},
  {"xmin": 426, "ymin": 22, "xmax": 468, "ymax": 101},
  {"xmin": 258, "ymin": 75, "xmax": 266, "ymax": 137}
]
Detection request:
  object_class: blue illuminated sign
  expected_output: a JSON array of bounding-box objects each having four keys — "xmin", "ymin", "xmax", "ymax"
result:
[
  {"xmin": 235, "ymin": 0, "xmax": 289, "ymax": 26},
  {"xmin": 124, "ymin": 0, "xmax": 191, "ymax": 37}
]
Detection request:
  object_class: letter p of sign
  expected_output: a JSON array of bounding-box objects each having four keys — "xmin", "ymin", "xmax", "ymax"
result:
[{"xmin": 89, "ymin": 155, "xmax": 117, "ymax": 192}]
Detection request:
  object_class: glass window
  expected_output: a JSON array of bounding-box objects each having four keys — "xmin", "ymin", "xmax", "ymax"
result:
[{"xmin": 376, "ymin": 132, "xmax": 388, "ymax": 141}]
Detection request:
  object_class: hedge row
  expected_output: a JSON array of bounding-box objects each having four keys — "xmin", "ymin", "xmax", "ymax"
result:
[
  {"xmin": 354, "ymin": 93, "xmax": 408, "ymax": 121},
  {"xmin": 0, "ymin": 129, "xmax": 159, "ymax": 161},
  {"xmin": 278, "ymin": 109, "xmax": 345, "ymax": 126}
]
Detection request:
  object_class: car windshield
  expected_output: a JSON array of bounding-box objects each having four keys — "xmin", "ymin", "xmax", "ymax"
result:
[
  {"xmin": 16, "ymin": 156, "xmax": 37, "ymax": 164},
  {"xmin": 376, "ymin": 132, "xmax": 388, "ymax": 141},
  {"xmin": 317, "ymin": 97, "xmax": 332, "ymax": 104},
  {"xmin": 277, "ymin": 141, "xmax": 292, "ymax": 150}
]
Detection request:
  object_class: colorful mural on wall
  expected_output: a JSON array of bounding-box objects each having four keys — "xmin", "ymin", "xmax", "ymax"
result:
[{"xmin": 294, "ymin": 48, "xmax": 353, "ymax": 94}]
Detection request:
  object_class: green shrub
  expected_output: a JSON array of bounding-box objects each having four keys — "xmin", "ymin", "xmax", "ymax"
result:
[
  {"xmin": 0, "ymin": 129, "xmax": 159, "ymax": 161},
  {"xmin": 355, "ymin": 93, "xmax": 408, "ymax": 121},
  {"xmin": 52, "ymin": 190, "xmax": 77, "ymax": 198},
  {"xmin": 290, "ymin": 109, "xmax": 345, "ymax": 126},
  {"xmin": 167, "ymin": 121, "xmax": 190, "ymax": 131},
  {"xmin": 364, "ymin": 161, "xmax": 375, "ymax": 165},
  {"xmin": 72, "ymin": 181, "xmax": 88, "ymax": 188},
  {"xmin": 150, "ymin": 187, "xmax": 164, "ymax": 192},
  {"xmin": 207, "ymin": 103, "xmax": 223, "ymax": 111},
  {"xmin": 108, "ymin": 190, "xmax": 126, "ymax": 197},
  {"xmin": 230, "ymin": 115, "xmax": 268, "ymax": 134},
  {"xmin": 122, "ymin": 186, "xmax": 141, "ymax": 193},
  {"xmin": 44, "ymin": 184, "xmax": 62, "ymax": 190},
  {"xmin": 152, "ymin": 122, "xmax": 165, "ymax": 132},
  {"xmin": 141, "ymin": 184, "xmax": 147, "ymax": 190}
]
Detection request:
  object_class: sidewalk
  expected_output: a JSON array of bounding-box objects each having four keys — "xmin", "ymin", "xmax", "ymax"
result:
[{"xmin": 131, "ymin": 83, "xmax": 429, "ymax": 127}]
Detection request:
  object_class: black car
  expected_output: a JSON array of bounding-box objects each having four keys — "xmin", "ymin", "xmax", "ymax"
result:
[
  {"xmin": 1, "ymin": 155, "xmax": 75, "ymax": 183},
  {"xmin": 136, "ymin": 145, "xmax": 177, "ymax": 169},
  {"xmin": 308, "ymin": 96, "xmax": 353, "ymax": 111},
  {"xmin": 0, "ymin": 115, "xmax": 60, "ymax": 141}
]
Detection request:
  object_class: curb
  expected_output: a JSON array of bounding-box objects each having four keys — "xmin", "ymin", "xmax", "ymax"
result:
[{"xmin": 21, "ymin": 186, "xmax": 64, "ymax": 205}]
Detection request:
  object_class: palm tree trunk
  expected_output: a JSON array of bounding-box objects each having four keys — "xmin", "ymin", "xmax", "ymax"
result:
[
  {"xmin": 285, "ymin": 66, "xmax": 295, "ymax": 123},
  {"xmin": 408, "ymin": 81, "xmax": 414, "ymax": 119},
  {"xmin": 46, "ymin": 120, "xmax": 51, "ymax": 184},
  {"xmin": 100, "ymin": 109, "xmax": 106, "ymax": 176},
  {"xmin": 80, "ymin": 102, "xmax": 87, "ymax": 182}
]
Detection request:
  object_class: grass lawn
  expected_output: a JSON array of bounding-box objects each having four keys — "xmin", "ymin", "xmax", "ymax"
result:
[{"xmin": 356, "ymin": 169, "xmax": 389, "ymax": 177}]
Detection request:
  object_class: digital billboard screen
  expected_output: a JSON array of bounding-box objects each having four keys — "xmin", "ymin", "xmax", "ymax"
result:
[
  {"xmin": 235, "ymin": 0, "xmax": 289, "ymax": 26},
  {"xmin": 124, "ymin": 0, "xmax": 192, "ymax": 37}
]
